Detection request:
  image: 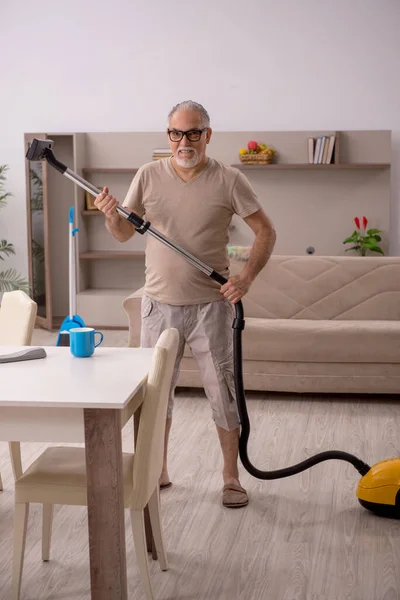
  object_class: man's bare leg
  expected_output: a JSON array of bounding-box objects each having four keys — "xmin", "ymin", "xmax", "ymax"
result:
[
  {"xmin": 160, "ymin": 417, "xmax": 172, "ymax": 487},
  {"xmin": 216, "ymin": 425, "xmax": 241, "ymax": 485},
  {"xmin": 160, "ymin": 422, "xmax": 242, "ymax": 485},
  {"xmin": 217, "ymin": 425, "xmax": 248, "ymax": 507}
]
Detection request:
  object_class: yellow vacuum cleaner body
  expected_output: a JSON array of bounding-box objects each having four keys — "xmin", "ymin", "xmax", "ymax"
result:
[{"xmin": 357, "ymin": 458, "xmax": 400, "ymax": 518}]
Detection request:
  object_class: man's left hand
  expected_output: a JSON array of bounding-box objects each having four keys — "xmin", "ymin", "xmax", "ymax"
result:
[{"xmin": 220, "ymin": 274, "xmax": 252, "ymax": 304}]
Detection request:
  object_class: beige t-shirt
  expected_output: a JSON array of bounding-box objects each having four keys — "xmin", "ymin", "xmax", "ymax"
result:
[{"xmin": 123, "ymin": 157, "xmax": 262, "ymax": 305}]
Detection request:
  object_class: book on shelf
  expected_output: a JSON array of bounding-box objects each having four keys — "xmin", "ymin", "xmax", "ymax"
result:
[
  {"xmin": 313, "ymin": 138, "xmax": 322, "ymax": 164},
  {"xmin": 309, "ymin": 135, "xmax": 336, "ymax": 164},
  {"xmin": 322, "ymin": 137, "xmax": 330, "ymax": 164},
  {"xmin": 326, "ymin": 135, "xmax": 336, "ymax": 164},
  {"xmin": 308, "ymin": 138, "xmax": 314, "ymax": 164},
  {"xmin": 318, "ymin": 136, "xmax": 327, "ymax": 164}
]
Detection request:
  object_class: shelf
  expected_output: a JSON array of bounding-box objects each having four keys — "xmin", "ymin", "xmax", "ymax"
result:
[
  {"xmin": 232, "ymin": 163, "xmax": 390, "ymax": 170},
  {"xmin": 80, "ymin": 251, "xmax": 145, "ymax": 259},
  {"xmin": 82, "ymin": 167, "xmax": 139, "ymax": 174},
  {"xmin": 78, "ymin": 288, "xmax": 135, "ymax": 296}
]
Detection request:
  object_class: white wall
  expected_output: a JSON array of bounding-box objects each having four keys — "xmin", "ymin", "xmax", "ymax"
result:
[{"xmin": 1, "ymin": 0, "xmax": 400, "ymax": 281}]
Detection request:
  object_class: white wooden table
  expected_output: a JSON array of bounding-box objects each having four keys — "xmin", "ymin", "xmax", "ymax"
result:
[{"xmin": 0, "ymin": 345, "xmax": 154, "ymax": 600}]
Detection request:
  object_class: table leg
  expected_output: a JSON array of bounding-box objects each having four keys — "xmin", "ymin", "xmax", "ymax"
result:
[
  {"xmin": 84, "ymin": 408, "xmax": 128, "ymax": 600},
  {"xmin": 134, "ymin": 408, "xmax": 157, "ymax": 560}
]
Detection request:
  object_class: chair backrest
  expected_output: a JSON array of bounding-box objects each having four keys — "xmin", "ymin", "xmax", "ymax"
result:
[
  {"xmin": 0, "ymin": 290, "xmax": 37, "ymax": 345},
  {"xmin": 131, "ymin": 327, "xmax": 179, "ymax": 509}
]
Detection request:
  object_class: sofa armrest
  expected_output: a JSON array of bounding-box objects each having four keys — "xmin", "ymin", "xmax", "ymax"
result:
[{"xmin": 122, "ymin": 287, "xmax": 144, "ymax": 347}]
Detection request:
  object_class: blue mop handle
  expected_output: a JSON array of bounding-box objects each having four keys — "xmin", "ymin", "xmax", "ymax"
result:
[{"xmin": 69, "ymin": 206, "xmax": 78, "ymax": 318}]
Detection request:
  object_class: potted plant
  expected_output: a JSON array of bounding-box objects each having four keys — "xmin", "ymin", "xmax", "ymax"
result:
[
  {"xmin": 0, "ymin": 165, "xmax": 29, "ymax": 293},
  {"xmin": 343, "ymin": 216, "xmax": 384, "ymax": 256}
]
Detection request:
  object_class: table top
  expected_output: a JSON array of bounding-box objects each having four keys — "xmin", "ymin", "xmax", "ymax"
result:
[{"xmin": 0, "ymin": 346, "xmax": 154, "ymax": 409}]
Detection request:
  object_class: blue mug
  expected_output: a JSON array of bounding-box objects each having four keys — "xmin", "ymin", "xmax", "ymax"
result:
[{"xmin": 70, "ymin": 327, "xmax": 104, "ymax": 358}]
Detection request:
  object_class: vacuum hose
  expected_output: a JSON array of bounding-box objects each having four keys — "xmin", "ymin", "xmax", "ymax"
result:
[{"xmin": 231, "ymin": 297, "xmax": 371, "ymax": 479}]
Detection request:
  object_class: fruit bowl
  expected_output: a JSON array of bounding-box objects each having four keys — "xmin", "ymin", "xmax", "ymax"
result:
[
  {"xmin": 239, "ymin": 141, "xmax": 276, "ymax": 165},
  {"xmin": 239, "ymin": 153, "xmax": 274, "ymax": 164}
]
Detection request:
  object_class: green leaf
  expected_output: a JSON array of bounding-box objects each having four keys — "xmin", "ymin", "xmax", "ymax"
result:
[
  {"xmin": 363, "ymin": 234, "xmax": 383, "ymax": 244},
  {"xmin": 0, "ymin": 192, "xmax": 11, "ymax": 210},
  {"xmin": 0, "ymin": 269, "xmax": 30, "ymax": 293},
  {"xmin": 31, "ymin": 197, "xmax": 43, "ymax": 212},
  {"xmin": 0, "ymin": 239, "xmax": 15, "ymax": 260},
  {"xmin": 363, "ymin": 240, "xmax": 382, "ymax": 248},
  {"xmin": 0, "ymin": 164, "xmax": 9, "ymax": 179},
  {"xmin": 368, "ymin": 246, "xmax": 385, "ymax": 255},
  {"xmin": 366, "ymin": 228, "xmax": 382, "ymax": 235},
  {"xmin": 0, "ymin": 165, "xmax": 33, "ymax": 293},
  {"xmin": 0, "ymin": 165, "xmax": 12, "ymax": 210},
  {"xmin": 32, "ymin": 240, "xmax": 45, "ymax": 262},
  {"xmin": 343, "ymin": 230, "xmax": 360, "ymax": 242},
  {"xmin": 362, "ymin": 237, "xmax": 378, "ymax": 246},
  {"xmin": 345, "ymin": 246, "xmax": 361, "ymax": 252},
  {"xmin": 29, "ymin": 167, "xmax": 43, "ymax": 188}
]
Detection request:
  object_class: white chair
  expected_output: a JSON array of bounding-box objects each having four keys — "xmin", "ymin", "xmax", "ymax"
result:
[
  {"xmin": 0, "ymin": 290, "xmax": 37, "ymax": 491},
  {"xmin": 11, "ymin": 327, "xmax": 179, "ymax": 600}
]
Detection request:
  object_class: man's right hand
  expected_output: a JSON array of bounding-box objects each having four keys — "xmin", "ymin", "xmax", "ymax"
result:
[{"xmin": 94, "ymin": 186, "xmax": 119, "ymax": 222}]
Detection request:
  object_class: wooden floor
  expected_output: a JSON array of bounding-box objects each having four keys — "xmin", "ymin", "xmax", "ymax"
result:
[{"xmin": 1, "ymin": 330, "xmax": 400, "ymax": 599}]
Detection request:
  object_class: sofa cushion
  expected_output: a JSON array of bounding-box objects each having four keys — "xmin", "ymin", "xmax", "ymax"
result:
[
  {"xmin": 178, "ymin": 355, "xmax": 400, "ymax": 393},
  {"xmin": 183, "ymin": 318, "xmax": 400, "ymax": 363},
  {"xmin": 238, "ymin": 318, "xmax": 400, "ymax": 363},
  {"xmin": 230, "ymin": 256, "xmax": 400, "ymax": 321}
]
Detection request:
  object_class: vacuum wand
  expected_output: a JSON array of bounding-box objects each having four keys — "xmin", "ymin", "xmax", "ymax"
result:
[{"xmin": 25, "ymin": 138, "xmax": 372, "ymax": 484}]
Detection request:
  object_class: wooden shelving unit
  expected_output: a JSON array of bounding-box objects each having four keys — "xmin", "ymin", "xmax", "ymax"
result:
[
  {"xmin": 82, "ymin": 167, "xmax": 139, "ymax": 174},
  {"xmin": 232, "ymin": 163, "xmax": 391, "ymax": 170},
  {"xmin": 80, "ymin": 251, "xmax": 145, "ymax": 259},
  {"xmin": 26, "ymin": 129, "xmax": 391, "ymax": 328}
]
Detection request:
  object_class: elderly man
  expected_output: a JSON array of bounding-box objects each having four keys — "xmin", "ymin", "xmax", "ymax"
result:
[{"xmin": 94, "ymin": 100, "xmax": 276, "ymax": 508}]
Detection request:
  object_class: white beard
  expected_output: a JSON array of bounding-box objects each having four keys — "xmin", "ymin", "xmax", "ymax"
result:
[{"xmin": 175, "ymin": 147, "xmax": 200, "ymax": 168}]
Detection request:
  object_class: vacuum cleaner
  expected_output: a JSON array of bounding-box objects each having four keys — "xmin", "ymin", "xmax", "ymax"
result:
[{"xmin": 26, "ymin": 138, "xmax": 400, "ymax": 519}]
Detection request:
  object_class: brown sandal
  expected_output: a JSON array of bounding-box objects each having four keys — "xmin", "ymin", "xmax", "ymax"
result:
[
  {"xmin": 160, "ymin": 481, "xmax": 172, "ymax": 490},
  {"xmin": 222, "ymin": 483, "xmax": 249, "ymax": 508}
]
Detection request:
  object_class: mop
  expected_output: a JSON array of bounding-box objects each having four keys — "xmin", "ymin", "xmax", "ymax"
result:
[{"xmin": 56, "ymin": 206, "xmax": 85, "ymax": 346}]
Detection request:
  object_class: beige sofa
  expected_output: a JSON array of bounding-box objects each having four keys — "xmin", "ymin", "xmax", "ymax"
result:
[{"xmin": 123, "ymin": 255, "xmax": 400, "ymax": 394}]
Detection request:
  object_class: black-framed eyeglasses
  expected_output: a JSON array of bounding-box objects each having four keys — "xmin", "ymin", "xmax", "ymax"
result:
[{"xmin": 167, "ymin": 128, "xmax": 208, "ymax": 143}]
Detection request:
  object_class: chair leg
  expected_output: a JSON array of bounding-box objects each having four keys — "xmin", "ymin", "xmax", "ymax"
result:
[
  {"xmin": 130, "ymin": 509, "xmax": 154, "ymax": 600},
  {"xmin": 12, "ymin": 502, "xmax": 29, "ymax": 600},
  {"xmin": 147, "ymin": 486, "xmax": 168, "ymax": 571},
  {"xmin": 0, "ymin": 471, "xmax": 3, "ymax": 491},
  {"xmin": 9, "ymin": 442, "xmax": 23, "ymax": 482},
  {"xmin": 42, "ymin": 504, "xmax": 54, "ymax": 561}
]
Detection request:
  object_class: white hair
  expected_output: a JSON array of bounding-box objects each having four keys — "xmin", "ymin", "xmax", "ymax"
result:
[{"xmin": 167, "ymin": 100, "xmax": 210, "ymax": 127}]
